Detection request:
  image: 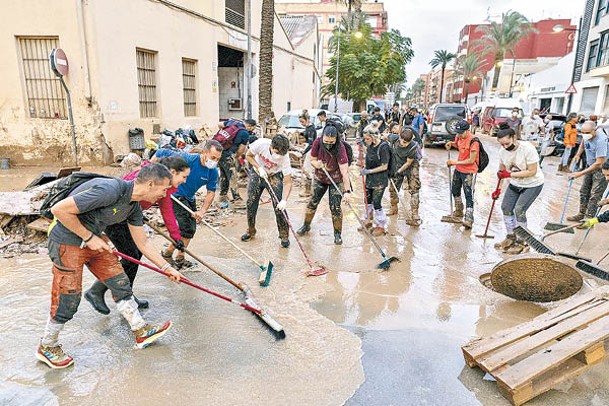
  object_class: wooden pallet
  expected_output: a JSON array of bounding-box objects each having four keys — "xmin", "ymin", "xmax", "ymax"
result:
[{"xmin": 462, "ymin": 285, "xmax": 609, "ymax": 405}]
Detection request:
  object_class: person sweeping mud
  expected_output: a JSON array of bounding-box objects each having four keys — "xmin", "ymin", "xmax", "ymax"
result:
[
  {"xmin": 296, "ymin": 125, "xmax": 352, "ymax": 245},
  {"xmin": 445, "ymin": 120, "xmax": 479, "ymax": 229},
  {"xmin": 38, "ymin": 163, "xmax": 183, "ymax": 369},
  {"xmin": 153, "ymin": 140, "xmax": 221, "ymax": 269},
  {"xmin": 579, "ymin": 160, "xmax": 609, "ymax": 230},
  {"xmin": 241, "ymin": 135, "xmax": 293, "ymax": 247},
  {"xmin": 84, "ymin": 155, "xmax": 190, "ymax": 314},
  {"xmin": 388, "ymin": 128, "xmax": 422, "ymax": 225},
  {"xmin": 361, "ymin": 123, "xmax": 390, "ymax": 236},
  {"xmin": 494, "ymin": 124, "xmax": 544, "ymax": 254}
]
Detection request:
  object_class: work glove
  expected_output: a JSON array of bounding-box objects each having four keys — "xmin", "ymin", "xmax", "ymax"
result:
[
  {"xmin": 257, "ymin": 166, "xmax": 268, "ymax": 180},
  {"xmin": 360, "ymin": 168, "xmax": 372, "ymax": 176},
  {"xmin": 491, "ymin": 189, "xmax": 501, "ymax": 200},
  {"xmin": 447, "ymin": 160, "xmax": 457, "ymax": 166},
  {"xmin": 497, "ymin": 170, "xmax": 511, "ymax": 179},
  {"xmin": 444, "ymin": 142, "xmax": 453, "ymax": 150},
  {"xmin": 276, "ymin": 200, "xmax": 287, "ymax": 211},
  {"xmin": 582, "ymin": 218, "xmax": 599, "ymax": 229},
  {"xmin": 174, "ymin": 239, "xmax": 185, "ymax": 252}
]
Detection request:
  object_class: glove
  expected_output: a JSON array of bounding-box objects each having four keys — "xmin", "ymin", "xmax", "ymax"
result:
[
  {"xmin": 497, "ymin": 170, "xmax": 511, "ymax": 179},
  {"xmin": 276, "ymin": 200, "xmax": 287, "ymax": 211},
  {"xmin": 583, "ymin": 218, "xmax": 599, "ymax": 229},
  {"xmin": 174, "ymin": 239, "xmax": 185, "ymax": 252},
  {"xmin": 444, "ymin": 142, "xmax": 452, "ymax": 150},
  {"xmin": 361, "ymin": 168, "xmax": 372, "ymax": 176},
  {"xmin": 491, "ymin": 189, "xmax": 501, "ymax": 200},
  {"xmin": 257, "ymin": 167, "xmax": 268, "ymax": 179},
  {"xmin": 447, "ymin": 160, "xmax": 457, "ymax": 166}
]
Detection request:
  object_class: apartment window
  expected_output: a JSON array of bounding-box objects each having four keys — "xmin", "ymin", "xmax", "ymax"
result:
[
  {"xmin": 182, "ymin": 58, "xmax": 197, "ymax": 117},
  {"xmin": 18, "ymin": 37, "xmax": 67, "ymax": 119},
  {"xmin": 328, "ymin": 16, "xmax": 336, "ymax": 24},
  {"xmin": 596, "ymin": 0, "xmax": 609, "ymax": 25},
  {"xmin": 587, "ymin": 40, "xmax": 600, "ymax": 72},
  {"xmin": 226, "ymin": 0, "xmax": 245, "ymax": 29},
  {"xmin": 136, "ymin": 49, "xmax": 157, "ymax": 118},
  {"xmin": 597, "ymin": 32, "xmax": 609, "ymax": 68}
]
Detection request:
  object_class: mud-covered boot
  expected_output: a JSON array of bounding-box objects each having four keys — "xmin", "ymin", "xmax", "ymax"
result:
[
  {"xmin": 387, "ymin": 199, "xmax": 399, "ymax": 216},
  {"xmin": 567, "ymin": 213, "xmax": 585, "ymax": 222},
  {"xmin": 463, "ymin": 208, "xmax": 474, "ymax": 229},
  {"xmin": 133, "ymin": 295, "xmax": 149, "ymax": 309},
  {"xmin": 299, "ymin": 178, "xmax": 312, "ymax": 198},
  {"xmin": 241, "ymin": 228, "xmax": 256, "ymax": 242},
  {"xmin": 297, "ymin": 211, "xmax": 315, "ymax": 236},
  {"xmin": 297, "ymin": 223, "xmax": 311, "ymax": 235},
  {"xmin": 406, "ymin": 207, "xmax": 421, "ymax": 226},
  {"xmin": 505, "ymin": 241, "xmax": 528, "ymax": 255},
  {"xmin": 334, "ymin": 232, "xmax": 343, "ymax": 245},
  {"xmin": 494, "ymin": 234, "xmax": 516, "ymax": 250},
  {"xmin": 85, "ymin": 281, "xmax": 110, "ymax": 315},
  {"xmin": 371, "ymin": 226, "xmax": 386, "ymax": 237},
  {"xmin": 452, "ymin": 199, "xmax": 464, "ymax": 218}
]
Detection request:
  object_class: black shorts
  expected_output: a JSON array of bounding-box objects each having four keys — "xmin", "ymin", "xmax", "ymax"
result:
[{"xmin": 172, "ymin": 196, "xmax": 197, "ymax": 239}]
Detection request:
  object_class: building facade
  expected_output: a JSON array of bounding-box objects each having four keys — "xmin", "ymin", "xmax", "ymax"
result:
[{"xmin": 0, "ymin": 0, "xmax": 320, "ymax": 165}]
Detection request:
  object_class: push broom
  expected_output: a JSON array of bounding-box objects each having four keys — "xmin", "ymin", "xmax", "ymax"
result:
[
  {"xmin": 576, "ymin": 249, "xmax": 609, "ymax": 281},
  {"xmin": 475, "ymin": 178, "xmax": 502, "ymax": 239},
  {"xmin": 113, "ymin": 251, "xmax": 285, "ymax": 338},
  {"xmin": 513, "ymin": 223, "xmax": 591, "ymax": 262},
  {"xmin": 260, "ymin": 175, "xmax": 328, "ymax": 277},
  {"xmin": 170, "ymin": 195, "xmax": 274, "ymax": 286},
  {"xmin": 322, "ymin": 167, "xmax": 399, "ymax": 269},
  {"xmin": 544, "ymin": 162, "xmax": 576, "ymax": 233}
]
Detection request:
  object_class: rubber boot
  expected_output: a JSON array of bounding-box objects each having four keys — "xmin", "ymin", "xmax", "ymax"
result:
[
  {"xmin": 241, "ymin": 227, "xmax": 257, "ymax": 242},
  {"xmin": 463, "ymin": 208, "xmax": 474, "ymax": 229},
  {"xmin": 299, "ymin": 178, "xmax": 312, "ymax": 197},
  {"xmin": 85, "ymin": 281, "xmax": 110, "ymax": 315},
  {"xmin": 387, "ymin": 198, "xmax": 399, "ymax": 216},
  {"xmin": 452, "ymin": 199, "xmax": 464, "ymax": 218},
  {"xmin": 297, "ymin": 211, "xmax": 315, "ymax": 235},
  {"xmin": 406, "ymin": 192, "xmax": 421, "ymax": 226},
  {"xmin": 334, "ymin": 232, "xmax": 343, "ymax": 245},
  {"xmin": 133, "ymin": 295, "xmax": 149, "ymax": 309}
]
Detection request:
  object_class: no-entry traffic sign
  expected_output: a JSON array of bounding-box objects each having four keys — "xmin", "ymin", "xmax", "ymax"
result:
[{"xmin": 50, "ymin": 48, "xmax": 69, "ymax": 77}]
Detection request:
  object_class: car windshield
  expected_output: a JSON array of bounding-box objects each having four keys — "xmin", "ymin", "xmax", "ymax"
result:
[
  {"xmin": 278, "ymin": 114, "xmax": 303, "ymax": 129},
  {"xmin": 434, "ymin": 107, "xmax": 466, "ymax": 121},
  {"xmin": 494, "ymin": 108, "xmax": 516, "ymax": 118}
]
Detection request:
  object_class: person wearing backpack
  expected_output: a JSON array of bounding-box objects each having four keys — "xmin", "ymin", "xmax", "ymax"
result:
[
  {"xmin": 445, "ymin": 120, "xmax": 479, "ymax": 229},
  {"xmin": 411, "ymin": 108, "xmax": 427, "ymax": 139},
  {"xmin": 214, "ymin": 118, "xmax": 256, "ymax": 208},
  {"xmin": 298, "ymin": 110, "xmax": 317, "ymax": 198},
  {"xmin": 388, "ymin": 128, "xmax": 422, "ymax": 226},
  {"xmin": 361, "ymin": 123, "xmax": 391, "ymax": 236},
  {"xmin": 296, "ymin": 125, "xmax": 353, "ymax": 245},
  {"xmin": 494, "ymin": 125, "xmax": 544, "ymax": 254}
]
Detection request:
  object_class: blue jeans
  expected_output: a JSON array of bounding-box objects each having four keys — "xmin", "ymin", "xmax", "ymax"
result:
[{"xmin": 560, "ymin": 146, "xmax": 572, "ymax": 167}]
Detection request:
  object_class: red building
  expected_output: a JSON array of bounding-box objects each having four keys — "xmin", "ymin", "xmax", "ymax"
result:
[{"xmin": 453, "ymin": 19, "xmax": 576, "ymax": 102}]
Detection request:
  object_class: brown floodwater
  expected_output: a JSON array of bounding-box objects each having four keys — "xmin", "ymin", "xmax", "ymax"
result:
[{"xmin": 2, "ymin": 136, "xmax": 609, "ymax": 405}]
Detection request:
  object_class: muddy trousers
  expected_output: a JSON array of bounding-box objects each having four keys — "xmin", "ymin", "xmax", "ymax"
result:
[
  {"xmin": 303, "ymin": 180, "xmax": 343, "ymax": 233},
  {"xmin": 389, "ymin": 164, "xmax": 421, "ymax": 211},
  {"xmin": 501, "ymin": 183, "xmax": 544, "ymax": 234},
  {"xmin": 218, "ymin": 155, "xmax": 240, "ymax": 199},
  {"xmin": 451, "ymin": 170, "xmax": 474, "ymax": 209},
  {"xmin": 246, "ymin": 170, "xmax": 289, "ymax": 240},
  {"xmin": 365, "ymin": 185, "xmax": 388, "ymax": 227},
  {"xmin": 577, "ymin": 169, "xmax": 608, "ymax": 218}
]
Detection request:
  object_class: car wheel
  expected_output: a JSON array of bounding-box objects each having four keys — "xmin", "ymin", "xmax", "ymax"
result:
[{"xmin": 445, "ymin": 117, "xmax": 461, "ymax": 136}]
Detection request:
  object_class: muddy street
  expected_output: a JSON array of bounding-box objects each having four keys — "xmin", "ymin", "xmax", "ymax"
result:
[{"xmin": 2, "ymin": 135, "xmax": 609, "ymax": 405}]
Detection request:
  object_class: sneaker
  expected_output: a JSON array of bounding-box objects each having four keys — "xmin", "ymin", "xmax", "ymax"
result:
[
  {"xmin": 218, "ymin": 201, "xmax": 229, "ymax": 209},
  {"xmin": 134, "ymin": 321, "xmax": 172, "ymax": 349},
  {"xmin": 36, "ymin": 343, "xmax": 74, "ymax": 369},
  {"xmin": 280, "ymin": 239, "xmax": 290, "ymax": 248},
  {"xmin": 567, "ymin": 213, "xmax": 585, "ymax": 222},
  {"xmin": 173, "ymin": 257, "xmax": 194, "ymax": 270}
]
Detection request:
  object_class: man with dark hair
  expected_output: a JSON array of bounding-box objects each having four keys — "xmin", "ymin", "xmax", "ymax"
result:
[
  {"xmin": 215, "ymin": 119, "xmax": 256, "ymax": 208},
  {"xmin": 153, "ymin": 140, "xmax": 221, "ymax": 268},
  {"xmin": 37, "ymin": 163, "xmax": 183, "ymax": 369},
  {"xmin": 317, "ymin": 110, "xmax": 327, "ymax": 128},
  {"xmin": 388, "ymin": 128, "xmax": 422, "ymax": 225},
  {"xmin": 387, "ymin": 102, "xmax": 401, "ymax": 125},
  {"xmin": 357, "ymin": 111, "xmax": 370, "ymax": 141},
  {"xmin": 241, "ymin": 135, "xmax": 293, "ymax": 247},
  {"xmin": 371, "ymin": 106, "xmax": 386, "ymax": 133}
]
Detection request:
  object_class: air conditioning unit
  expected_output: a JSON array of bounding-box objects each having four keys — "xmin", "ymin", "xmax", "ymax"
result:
[{"xmin": 228, "ymin": 98, "xmax": 242, "ymax": 111}]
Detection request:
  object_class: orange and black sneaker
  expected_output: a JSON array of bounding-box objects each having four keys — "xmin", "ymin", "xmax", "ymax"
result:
[
  {"xmin": 36, "ymin": 343, "xmax": 74, "ymax": 369},
  {"xmin": 135, "ymin": 321, "xmax": 172, "ymax": 349}
]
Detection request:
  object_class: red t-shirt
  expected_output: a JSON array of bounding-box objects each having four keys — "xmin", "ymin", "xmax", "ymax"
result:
[
  {"xmin": 455, "ymin": 134, "xmax": 479, "ymax": 174},
  {"xmin": 310, "ymin": 138, "xmax": 348, "ymax": 184}
]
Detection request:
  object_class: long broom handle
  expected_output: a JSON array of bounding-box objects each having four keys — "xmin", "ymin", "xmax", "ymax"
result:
[
  {"xmin": 321, "ymin": 167, "xmax": 390, "ymax": 259},
  {"xmin": 576, "ymin": 187, "xmax": 609, "ymax": 255},
  {"xmin": 448, "ymin": 149, "xmax": 454, "ymax": 213},
  {"xmin": 169, "ymin": 195, "xmax": 262, "ymax": 268},
  {"xmin": 113, "ymin": 251, "xmax": 261, "ymax": 314},
  {"xmin": 559, "ymin": 162, "xmax": 577, "ymax": 223},
  {"xmin": 358, "ymin": 142, "xmax": 369, "ymax": 210},
  {"xmin": 542, "ymin": 222, "xmax": 583, "ymax": 240},
  {"xmin": 481, "ymin": 178, "xmax": 502, "ymax": 237}
]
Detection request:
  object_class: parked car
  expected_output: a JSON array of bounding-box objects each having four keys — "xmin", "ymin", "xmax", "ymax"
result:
[
  {"xmin": 481, "ymin": 106, "xmax": 526, "ymax": 136},
  {"xmin": 424, "ymin": 103, "xmax": 468, "ymax": 146},
  {"xmin": 277, "ymin": 109, "xmax": 343, "ymax": 140}
]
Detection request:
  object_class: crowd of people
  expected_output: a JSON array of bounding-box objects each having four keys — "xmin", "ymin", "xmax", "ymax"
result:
[{"xmin": 36, "ymin": 106, "xmax": 609, "ymax": 370}]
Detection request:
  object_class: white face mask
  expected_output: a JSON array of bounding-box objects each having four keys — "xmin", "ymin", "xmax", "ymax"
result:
[
  {"xmin": 534, "ymin": 115, "xmax": 540, "ymax": 120},
  {"xmin": 206, "ymin": 159, "xmax": 218, "ymax": 169},
  {"xmin": 511, "ymin": 113, "xmax": 518, "ymax": 117},
  {"xmin": 582, "ymin": 133, "xmax": 593, "ymax": 141},
  {"xmin": 544, "ymin": 119, "xmax": 549, "ymax": 123},
  {"xmin": 271, "ymin": 153, "xmax": 282, "ymax": 161}
]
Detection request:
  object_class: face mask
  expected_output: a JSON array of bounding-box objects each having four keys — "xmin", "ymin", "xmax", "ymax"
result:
[
  {"xmin": 323, "ymin": 142, "xmax": 334, "ymax": 150},
  {"xmin": 271, "ymin": 153, "xmax": 282, "ymax": 161},
  {"xmin": 544, "ymin": 119, "xmax": 549, "ymax": 124},
  {"xmin": 582, "ymin": 133, "xmax": 593, "ymax": 141},
  {"xmin": 505, "ymin": 143, "xmax": 516, "ymax": 152},
  {"xmin": 511, "ymin": 113, "xmax": 517, "ymax": 117},
  {"xmin": 206, "ymin": 159, "xmax": 217, "ymax": 169},
  {"xmin": 534, "ymin": 115, "xmax": 540, "ymax": 120}
]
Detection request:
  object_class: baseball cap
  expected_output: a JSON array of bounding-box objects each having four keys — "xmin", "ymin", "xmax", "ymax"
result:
[{"xmin": 454, "ymin": 120, "xmax": 470, "ymax": 134}]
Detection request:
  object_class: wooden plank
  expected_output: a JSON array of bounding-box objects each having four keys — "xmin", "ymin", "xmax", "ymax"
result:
[
  {"xmin": 479, "ymin": 300, "xmax": 609, "ymax": 372},
  {"xmin": 577, "ymin": 341, "xmax": 605, "ymax": 365},
  {"xmin": 496, "ymin": 314, "xmax": 609, "ymax": 389},
  {"xmin": 26, "ymin": 217, "xmax": 51, "ymax": 233},
  {"xmin": 463, "ymin": 287, "xmax": 609, "ymax": 361}
]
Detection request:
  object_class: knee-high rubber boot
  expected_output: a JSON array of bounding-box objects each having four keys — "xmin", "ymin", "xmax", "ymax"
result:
[
  {"xmin": 407, "ymin": 192, "xmax": 421, "ymax": 226},
  {"xmin": 387, "ymin": 198, "xmax": 399, "ymax": 216},
  {"xmin": 84, "ymin": 280, "xmax": 110, "ymax": 315},
  {"xmin": 452, "ymin": 199, "xmax": 464, "ymax": 218},
  {"xmin": 297, "ymin": 210, "xmax": 316, "ymax": 235}
]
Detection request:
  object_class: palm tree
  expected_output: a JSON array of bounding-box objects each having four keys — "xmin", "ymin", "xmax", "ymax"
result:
[
  {"xmin": 429, "ymin": 50, "xmax": 456, "ymax": 103},
  {"xmin": 453, "ymin": 53, "xmax": 484, "ymax": 104},
  {"xmin": 475, "ymin": 10, "xmax": 537, "ymax": 91},
  {"xmin": 258, "ymin": 0, "xmax": 274, "ymax": 128},
  {"xmin": 411, "ymin": 78, "xmax": 426, "ymax": 106}
]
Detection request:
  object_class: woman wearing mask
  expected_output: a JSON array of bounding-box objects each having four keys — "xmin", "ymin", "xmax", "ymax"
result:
[
  {"xmin": 85, "ymin": 155, "xmax": 191, "ymax": 314},
  {"xmin": 494, "ymin": 124, "xmax": 544, "ymax": 254},
  {"xmin": 539, "ymin": 114, "xmax": 554, "ymax": 167},
  {"xmin": 360, "ymin": 123, "xmax": 391, "ymax": 236},
  {"xmin": 296, "ymin": 125, "xmax": 352, "ymax": 245},
  {"xmin": 298, "ymin": 110, "xmax": 317, "ymax": 198}
]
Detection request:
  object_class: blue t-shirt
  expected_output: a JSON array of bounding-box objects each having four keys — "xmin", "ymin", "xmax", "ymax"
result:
[
  {"xmin": 154, "ymin": 149, "xmax": 218, "ymax": 201},
  {"xmin": 585, "ymin": 130, "xmax": 608, "ymax": 166}
]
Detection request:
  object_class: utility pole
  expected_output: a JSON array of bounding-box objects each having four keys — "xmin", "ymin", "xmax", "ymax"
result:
[
  {"xmin": 245, "ymin": 0, "xmax": 252, "ymax": 119},
  {"xmin": 334, "ymin": 24, "xmax": 341, "ymax": 113}
]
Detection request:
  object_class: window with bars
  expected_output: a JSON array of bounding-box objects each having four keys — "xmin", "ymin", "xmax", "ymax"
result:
[
  {"xmin": 182, "ymin": 59, "xmax": 197, "ymax": 117},
  {"xmin": 136, "ymin": 49, "xmax": 158, "ymax": 118},
  {"xmin": 226, "ymin": 0, "xmax": 245, "ymax": 29},
  {"xmin": 18, "ymin": 37, "xmax": 67, "ymax": 119}
]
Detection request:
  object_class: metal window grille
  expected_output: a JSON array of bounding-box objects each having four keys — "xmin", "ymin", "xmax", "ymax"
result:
[
  {"xmin": 182, "ymin": 59, "xmax": 197, "ymax": 117},
  {"xmin": 137, "ymin": 49, "xmax": 157, "ymax": 118},
  {"xmin": 18, "ymin": 37, "xmax": 67, "ymax": 119},
  {"xmin": 226, "ymin": 0, "xmax": 245, "ymax": 29}
]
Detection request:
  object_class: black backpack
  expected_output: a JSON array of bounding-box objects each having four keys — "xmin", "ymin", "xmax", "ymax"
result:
[
  {"xmin": 341, "ymin": 140, "xmax": 354, "ymax": 166},
  {"xmin": 379, "ymin": 141, "xmax": 398, "ymax": 177},
  {"xmin": 40, "ymin": 172, "xmax": 114, "ymax": 219},
  {"xmin": 471, "ymin": 137, "xmax": 489, "ymax": 173},
  {"xmin": 325, "ymin": 116, "xmax": 346, "ymax": 135}
]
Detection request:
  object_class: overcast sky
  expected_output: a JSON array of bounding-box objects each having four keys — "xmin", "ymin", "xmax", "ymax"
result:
[{"xmin": 383, "ymin": 0, "xmax": 583, "ymax": 86}]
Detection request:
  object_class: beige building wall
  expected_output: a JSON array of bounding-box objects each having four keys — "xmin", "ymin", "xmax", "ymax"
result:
[{"xmin": 0, "ymin": 0, "xmax": 318, "ymax": 166}]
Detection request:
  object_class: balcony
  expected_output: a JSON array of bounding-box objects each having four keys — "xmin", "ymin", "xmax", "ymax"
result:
[{"xmin": 226, "ymin": 0, "xmax": 245, "ymax": 30}]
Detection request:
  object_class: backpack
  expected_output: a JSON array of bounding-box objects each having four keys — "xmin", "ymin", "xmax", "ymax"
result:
[
  {"xmin": 213, "ymin": 121, "xmax": 244, "ymax": 150},
  {"xmin": 470, "ymin": 137, "xmax": 489, "ymax": 173},
  {"xmin": 378, "ymin": 141, "xmax": 398, "ymax": 177},
  {"xmin": 325, "ymin": 116, "xmax": 345, "ymax": 135},
  {"xmin": 40, "ymin": 172, "xmax": 114, "ymax": 219},
  {"xmin": 407, "ymin": 141, "xmax": 423, "ymax": 161},
  {"xmin": 341, "ymin": 140, "xmax": 354, "ymax": 166}
]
